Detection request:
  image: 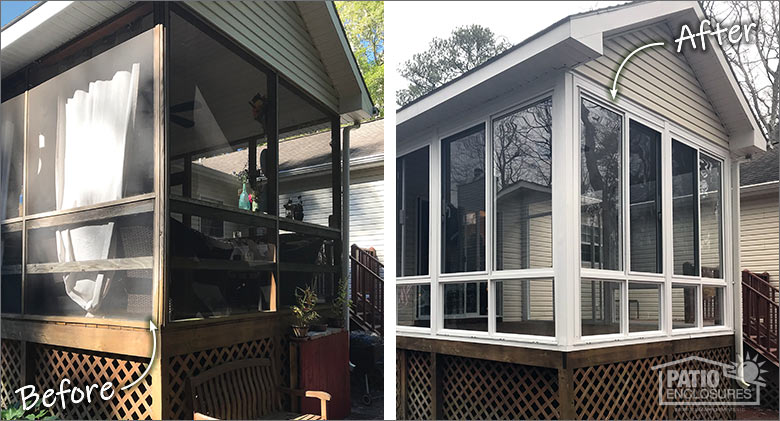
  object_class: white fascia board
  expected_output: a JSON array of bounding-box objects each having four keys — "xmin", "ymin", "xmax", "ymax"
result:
[
  {"xmin": 1, "ymin": 1, "xmax": 73, "ymax": 49},
  {"xmin": 323, "ymin": 2, "xmax": 374, "ymax": 118},
  {"xmin": 397, "ymin": 19, "xmax": 600, "ymax": 125},
  {"xmin": 689, "ymin": 3, "xmax": 766, "ymax": 154}
]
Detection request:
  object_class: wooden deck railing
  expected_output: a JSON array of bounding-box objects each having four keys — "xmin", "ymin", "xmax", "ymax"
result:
[
  {"xmin": 350, "ymin": 244, "xmax": 383, "ymax": 335},
  {"xmin": 742, "ymin": 270, "xmax": 779, "ymax": 365}
]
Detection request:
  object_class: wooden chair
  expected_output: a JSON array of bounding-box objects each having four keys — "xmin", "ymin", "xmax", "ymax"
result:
[{"xmin": 189, "ymin": 358, "xmax": 331, "ymax": 420}]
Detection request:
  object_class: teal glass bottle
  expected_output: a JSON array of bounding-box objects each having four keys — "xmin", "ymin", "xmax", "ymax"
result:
[{"xmin": 239, "ymin": 183, "xmax": 251, "ymax": 210}]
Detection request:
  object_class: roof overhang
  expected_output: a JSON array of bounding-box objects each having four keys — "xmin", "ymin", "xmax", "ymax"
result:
[
  {"xmin": 297, "ymin": 2, "xmax": 375, "ymax": 122},
  {"xmin": 397, "ymin": 1, "xmax": 766, "ymax": 154},
  {"xmin": 1, "ymin": 1, "xmax": 374, "ymax": 122}
]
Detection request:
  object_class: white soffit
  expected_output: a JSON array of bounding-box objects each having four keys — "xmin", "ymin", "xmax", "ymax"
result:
[
  {"xmin": 397, "ymin": 0, "xmax": 766, "ymax": 154},
  {"xmin": 1, "ymin": 1, "xmax": 133, "ymax": 76}
]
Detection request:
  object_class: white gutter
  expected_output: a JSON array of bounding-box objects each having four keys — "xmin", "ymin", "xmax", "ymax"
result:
[
  {"xmin": 731, "ymin": 157, "xmax": 749, "ymax": 387},
  {"xmin": 341, "ymin": 121, "xmax": 360, "ymax": 329}
]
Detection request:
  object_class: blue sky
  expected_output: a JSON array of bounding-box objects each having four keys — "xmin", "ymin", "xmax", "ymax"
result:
[{"xmin": 2, "ymin": 1, "xmax": 37, "ymax": 27}]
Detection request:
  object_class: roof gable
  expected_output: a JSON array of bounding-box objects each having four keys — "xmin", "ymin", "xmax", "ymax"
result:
[{"xmin": 397, "ymin": 1, "xmax": 766, "ymax": 154}]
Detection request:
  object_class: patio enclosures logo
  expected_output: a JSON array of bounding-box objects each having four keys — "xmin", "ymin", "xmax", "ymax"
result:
[{"xmin": 651, "ymin": 354, "xmax": 768, "ymax": 406}]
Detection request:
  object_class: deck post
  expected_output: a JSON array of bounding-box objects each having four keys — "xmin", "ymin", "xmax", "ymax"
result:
[
  {"xmin": 557, "ymin": 366, "xmax": 575, "ymax": 419},
  {"xmin": 430, "ymin": 352, "xmax": 443, "ymax": 419}
]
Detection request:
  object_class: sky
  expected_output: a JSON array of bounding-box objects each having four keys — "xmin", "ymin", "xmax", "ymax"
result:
[
  {"xmin": 1, "ymin": 1, "xmax": 37, "ymax": 27},
  {"xmin": 386, "ymin": 1, "xmax": 627, "ymax": 107}
]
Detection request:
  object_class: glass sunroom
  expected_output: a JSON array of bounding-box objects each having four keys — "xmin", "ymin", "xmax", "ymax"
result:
[
  {"xmin": 397, "ymin": 78, "xmax": 737, "ymax": 346},
  {"xmin": 1, "ymin": 2, "xmax": 372, "ymax": 419},
  {"xmin": 395, "ymin": 2, "xmax": 767, "ymax": 419}
]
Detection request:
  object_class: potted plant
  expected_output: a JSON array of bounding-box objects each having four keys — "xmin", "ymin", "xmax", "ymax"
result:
[
  {"xmin": 330, "ymin": 277, "xmax": 352, "ymax": 328},
  {"xmin": 291, "ymin": 285, "xmax": 319, "ymax": 338}
]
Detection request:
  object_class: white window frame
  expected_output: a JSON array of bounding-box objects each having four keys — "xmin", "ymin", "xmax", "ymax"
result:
[
  {"xmin": 395, "ymin": 71, "xmax": 734, "ymax": 350},
  {"xmin": 573, "ymin": 74, "xmax": 733, "ymax": 345}
]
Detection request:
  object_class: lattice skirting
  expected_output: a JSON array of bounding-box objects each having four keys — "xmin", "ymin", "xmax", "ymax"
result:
[
  {"xmin": 166, "ymin": 335, "xmax": 284, "ymax": 419},
  {"xmin": 398, "ymin": 345, "xmax": 737, "ymax": 420},
  {"xmin": 442, "ymin": 354, "xmax": 559, "ymax": 420},
  {"xmin": 1, "ymin": 339, "xmax": 23, "ymax": 409},
  {"xmin": 573, "ymin": 354, "xmax": 666, "ymax": 419},
  {"xmin": 397, "ymin": 349, "xmax": 558, "ymax": 420},
  {"xmin": 33, "ymin": 344, "xmax": 154, "ymax": 420},
  {"xmin": 399, "ymin": 350, "xmax": 432, "ymax": 420}
]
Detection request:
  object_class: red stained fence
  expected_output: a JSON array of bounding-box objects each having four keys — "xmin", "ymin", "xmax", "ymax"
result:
[
  {"xmin": 350, "ymin": 245, "xmax": 384, "ymax": 335},
  {"xmin": 742, "ymin": 270, "xmax": 779, "ymax": 365}
]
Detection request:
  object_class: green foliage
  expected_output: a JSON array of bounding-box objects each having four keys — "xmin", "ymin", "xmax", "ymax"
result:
[
  {"xmin": 331, "ymin": 277, "xmax": 352, "ymax": 327},
  {"xmin": 291, "ymin": 285, "xmax": 320, "ymax": 327},
  {"xmin": 397, "ymin": 25, "xmax": 511, "ymax": 106},
  {"xmin": 335, "ymin": 1, "xmax": 384, "ymax": 116},
  {"xmin": 1, "ymin": 401, "xmax": 57, "ymax": 420}
]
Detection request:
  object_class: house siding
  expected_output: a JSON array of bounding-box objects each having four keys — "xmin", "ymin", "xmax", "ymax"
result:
[
  {"xmin": 740, "ymin": 189, "xmax": 779, "ymax": 288},
  {"xmin": 575, "ymin": 24, "xmax": 730, "ymax": 148},
  {"xmin": 184, "ymin": 1, "xmax": 339, "ymax": 112},
  {"xmin": 280, "ymin": 168, "xmax": 385, "ymax": 262}
]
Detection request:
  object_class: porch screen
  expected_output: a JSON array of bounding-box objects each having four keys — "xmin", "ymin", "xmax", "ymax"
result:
[{"xmin": 23, "ymin": 28, "xmax": 155, "ymax": 319}]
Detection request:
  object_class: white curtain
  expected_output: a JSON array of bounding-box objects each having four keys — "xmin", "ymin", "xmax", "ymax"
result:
[{"xmin": 55, "ymin": 64, "xmax": 140, "ymax": 315}]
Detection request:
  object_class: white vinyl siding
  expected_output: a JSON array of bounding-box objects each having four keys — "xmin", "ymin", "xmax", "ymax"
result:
[
  {"xmin": 184, "ymin": 1, "xmax": 339, "ymax": 112},
  {"xmin": 280, "ymin": 172, "xmax": 385, "ymax": 262},
  {"xmin": 575, "ymin": 24, "xmax": 729, "ymax": 148},
  {"xmin": 740, "ymin": 190, "xmax": 779, "ymax": 288}
]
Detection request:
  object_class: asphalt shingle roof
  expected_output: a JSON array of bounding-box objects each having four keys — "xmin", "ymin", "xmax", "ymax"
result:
[
  {"xmin": 199, "ymin": 119, "xmax": 384, "ymax": 175},
  {"xmin": 740, "ymin": 147, "xmax": 779, "ymax": 186}
]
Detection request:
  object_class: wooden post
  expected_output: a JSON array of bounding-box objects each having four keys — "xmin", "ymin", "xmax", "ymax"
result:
[
  {"xmin": 557, "ymin": 366, "xmax": 575, "ymax": 419},
  {"xmin": 430, "ymin": 352, "xmax": 444, "ymax": 420},
  {"xmin": 397, "ymin": 350, "xmax": 408, "ymax": 420}
]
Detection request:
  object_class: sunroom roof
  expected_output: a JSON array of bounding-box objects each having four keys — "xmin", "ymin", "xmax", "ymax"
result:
[{"xmin": 397, "ymin": 0, "xmax": 766, "ymax": 154}]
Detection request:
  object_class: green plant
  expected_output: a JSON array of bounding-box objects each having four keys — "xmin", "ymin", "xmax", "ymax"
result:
[
  {"xmin": 332, "ymin": 277, "xmax": 352, "ymax": 327},
  {"xmin": 1, "ymin": 401, "xmax": 57, "ymax": 420},
  {"xmin": 291, "ymin": 285, "xmax": 319, "ymax": 327}
]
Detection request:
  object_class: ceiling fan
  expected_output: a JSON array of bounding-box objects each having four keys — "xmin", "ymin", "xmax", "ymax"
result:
[{"xmin": 169, "ymin": 100, "xmax": 200, "ymax": 128}]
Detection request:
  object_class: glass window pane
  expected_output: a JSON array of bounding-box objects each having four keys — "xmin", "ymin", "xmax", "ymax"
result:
[
  {"xmin": 277, "ymin": 123, "xmax": 334, "ymax": 228},
  {"xmin": 581, "ymin": 279, "xmax": 621, "ymax": 336},
  {"xmin": 170, "ymin": 12, "xmax": 274, "ymax": 216},
  {"xmin": 496, "ymin": 278, "xmax": 554, "ymax": 336},
  {"xmin": 580, "ymin": 99, "xmax": 622, "ymax": 270},
  {"xmin": 170, "ymin": 211, "xmax": 277, "ymax": 320},
  {"xmin": 26, "ymin": 29, "xmax": 155, "ymax": 215},
  {"xmin": 1, "ymin": 224, "xmax": 22, "ymax": 313},
  {"xmin": 24, "ymin": 211, "xmax": 154, "ymax": 319},
  {"xmin": 629, "ymin": 121, "xmax": 662, "ymax": 273},
  {"xmin": 699, "ymin": 155, "xmax": 722, "ymax": 279},
  {"xmin": 702, "ymin": 286, "xmax": 724, "ymax": 326},
  {"xmin": 397, "ymin": 284, "xmax": 430, "ymax": 328},
  {"xmin": 494, "ymin": 98, "xmax": 553, "ymax": 270},
  {"xmin": 672, "ymin": 140, "xmax": 699, "ymax": 276},
  {"xmin": 443, "ymin": 281, "xmax": 487, "ymax": 331},
  {"xmin": 1, "ymin": 94, "xmax": 25, "ymax": 220},
  {"xmin": 628, "ymin": 282, "xmax": 661, "ymax": 332},
  {"xmin": 442, "ymin": 125, "xmax": 485, "ymax": 273},
  {"xmin": 279, "ymin": 233, "xmax": 335, "ymax": 307},
  {"xmin": 672, "ymin": 284, "xmax": 698, "ymax": 329},
  {"xmin": 397, "ymin": 147, "xmax": 429, "ymax": 277}
]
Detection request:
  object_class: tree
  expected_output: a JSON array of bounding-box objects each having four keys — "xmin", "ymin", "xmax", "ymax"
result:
[
  {"xmin": 397, "ymin": 25, "xmax": 512, "ymax": 107},
  {"xmin": 702, "ymin": 1, "xmax": 779, "ymax": 146},
  {"xmin": 336, "ymin": 1, "xmax": 384, "ymax": 117}
]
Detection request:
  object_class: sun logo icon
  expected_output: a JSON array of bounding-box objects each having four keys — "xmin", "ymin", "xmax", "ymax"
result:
[{"xmin": 728, "ymin": 352, "xmax": 769, "ymax": 387}]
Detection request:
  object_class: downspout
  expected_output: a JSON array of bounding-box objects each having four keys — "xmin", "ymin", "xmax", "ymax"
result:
[
  {"xmin": 731, "ymin": 155, "xmax": 749, "ymax": 387},
  {"xmin": 342, "ymin": 120, "xmax": 360, "ymax": 330}
]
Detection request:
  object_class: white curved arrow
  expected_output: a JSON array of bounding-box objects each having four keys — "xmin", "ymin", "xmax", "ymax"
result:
[
  {"xmin": 610, "ymin": 42, "xmax": 665, "ymax": 99},
  {"xmin": 121, "ymin": 320, "xmax": 157, "ymax": 391}
]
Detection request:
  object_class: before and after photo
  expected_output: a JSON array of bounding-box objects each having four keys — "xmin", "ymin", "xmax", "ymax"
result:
[{"xmin": 0, "ymin": 1, "xmax": 778, "ymax": 420}]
